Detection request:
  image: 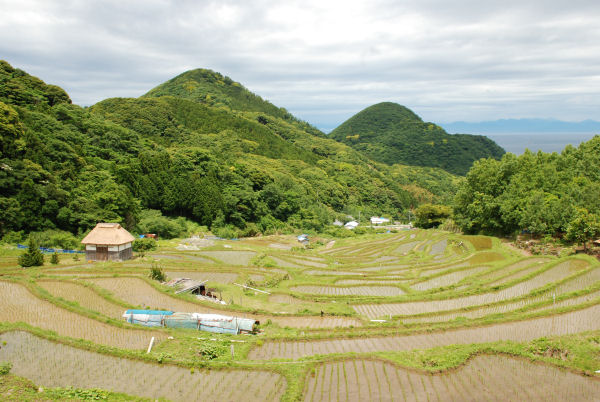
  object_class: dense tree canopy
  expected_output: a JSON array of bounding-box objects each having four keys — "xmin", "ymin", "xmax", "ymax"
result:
[
  {"xmin": 0, "ymin": 60, "xmax": 462, "ymax": 239},
  {"xmin": 329, "ymin": 102, "xmax": 505, "ymax": 175},
  {"xmin": 454, "ymin": 137, "xmax": 600, "ymax": 237}
]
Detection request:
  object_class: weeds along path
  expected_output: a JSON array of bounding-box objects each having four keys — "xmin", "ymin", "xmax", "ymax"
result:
[
  {"xmin": 303, "ymin": 355, "xmax": 600, "ymax": 402},
  {"xmin": 0, "ymin": 331, "xmax": 286, "ymax": 402},
  {"xmin": 86, "ymin": 277, "xmax": 363, "ymax": 329},
  {"xmin": 248, "ymin": 303, "xmax": 600, "ymax": 360},
  {"xmin": 0, "ymin": 282, "xmax": 163, "ymax": 349},
  {"xmin": 354, "ymin": 260, "xmax": 590, "ymax": 318}
]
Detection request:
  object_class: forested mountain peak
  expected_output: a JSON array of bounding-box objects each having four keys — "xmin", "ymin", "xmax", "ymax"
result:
[
  {"xmin": 329, "ymin": 102, "xmax": 505, "ymax": 175},
  {"xmin": 143, "ymin": 68, "xmax": 293, "ymax": 121},
  {"xmin": 346, "ymin": 102, "xmax": 424, "ymax": 126},
  {"xmin": 0, "ymin": 60, "xmax": 71, "ymax": 110}
]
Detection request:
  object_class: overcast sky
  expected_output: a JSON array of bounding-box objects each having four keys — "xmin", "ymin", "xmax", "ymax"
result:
[{"xmin": 1, "ymin": 0, "xmax": 599, "ymax": 131}]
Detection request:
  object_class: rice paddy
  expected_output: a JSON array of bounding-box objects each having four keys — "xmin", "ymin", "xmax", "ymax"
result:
[
  {"xmin": 304, "ymin": 355, "xmax": 600, "ymax": 402},
  {"xmin": 2, "ymin": 228, "xmax": 600, "ymax": 400},
  {"xmin": 0, "ymin": 281, "xmax": 162, "ymax": 349},
  {"xmin": 0, "ymin": 331, "xmax": 286, "ymax": 402},
  {"xmin": 354, "ymin": 260, "xmax": 593, "ymax": 318}
]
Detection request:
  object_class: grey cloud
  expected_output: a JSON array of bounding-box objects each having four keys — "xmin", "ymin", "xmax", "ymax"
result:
[{"xmin": 1, "ymin": 0, "xmax": 599, "ymax": 129}]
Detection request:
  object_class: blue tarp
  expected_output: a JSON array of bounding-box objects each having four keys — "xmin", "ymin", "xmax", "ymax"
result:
[{"xmin": 17, "ymin": 244, "xmax": 85, "ymax": 254}]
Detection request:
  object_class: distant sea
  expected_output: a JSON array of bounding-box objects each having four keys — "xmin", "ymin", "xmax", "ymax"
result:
[{"xmin": 483, "ymin": 132, "xmax": 598, "ymax": 155}]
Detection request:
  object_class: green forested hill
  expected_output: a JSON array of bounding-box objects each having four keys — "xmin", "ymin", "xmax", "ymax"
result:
[
  {"xmin": 143, "ymin": 68, "xmax": 325, "ymax": 138},
  {"xmin": 0, "ymin": 60, "xmax": 460, "ymax": 239},
  {"xmin": 329, "ymin": 102, "xmax": 505, "ymax": 175},
  {"xmin": 454, "ymin": 137, "xmax": 600, "ymax": 236}
]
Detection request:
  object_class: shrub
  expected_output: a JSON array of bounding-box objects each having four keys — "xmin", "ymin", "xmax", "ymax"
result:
[
  {"xmin": 132, "ymin": 238, "xmax": 157, "ymax": 256},
  {"xmin": 1, "ymin": 230, "xmax": 25, "ymax": 244},
  {"xmin": 239, "ymin": 222, "xmax": 260, "ymax": 238},
  {"xmin": 135, "ymin": 209, "xmax": 189, "ymax": 239},
  {"xmin": 212, "ymin": 225, "xmax": 239, "ymax": 239},
  {"xmin": 18, "ymin": 237, "xmax": 44, "ymax": 267},
  {"xmin": 50, "ymin": 252, "xmax": 60, "ymax": 264},
  {"xmin": 414, "ymin": 204, "xmax": 452, "ymax": 229},
  {"xmin": 198, "ymin": 343, "xmax": 226, "ymax": 360},
  {"xmin": 31, "ymin": 229, "xmax": 80, "ymax": 250},
  {"xmin": 0, "ymin": 362, "xmax": 11, "ymax": 375}
]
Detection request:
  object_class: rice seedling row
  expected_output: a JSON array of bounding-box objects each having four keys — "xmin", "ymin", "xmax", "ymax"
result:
[
  {"xmin": 164, "ymin": 271, "xmax": 239, "ymax": 283},
  {"xmin": 0, "ymin": 282, "xmax": 162, "ymax": 349},
  {"xmin": 198, "ymin": 250, "xmax": 256, "ymax": 265},
  {"xmin": 0, "ymin": 331, "xmax": 286, "ymax": 402},
  {"xmin": 411, "ymin": 266, "xmax": 490, "ymax": 291},
  {"xmin": 475, "ymin": 258, "xmax": 549, "ymax": 283},
  {"xmin": 304, "ymin": 270, "xmax": 359, "ymax": 276},
  {"xmin": 336, "ymin": 279, "xmax": 412, "ymax": 285},
  {"xmin": 429, "ymin": 239, "xmax": 447, "ymax": 256},
  {"xmin": 354, "ymin": 260, "xmax": 590, "ymax": 318},
  {"xmin": 248, "ymin": 303, "xmax": 600, "ymax": 360},
  {"xmin": 305, "ymin": 355, "xmax": 600, "ymax": 402},
  {"xmin": 38, "ymin": 280, "xmax": 125, "ymax": 318},
  {"xmin": 393, "ymin": 241, "xmax": 421, "ymax": 254},
  {"xmin": 286, "ymin": 258, "xmax": 328, "ymax": 268},
  {"xmin": 271, "ymin": 256, "xmax": 306, "ymax": 268},
  {"xmin": 291, "ymin": 285, "xmax": 405, "ymax": 297}
]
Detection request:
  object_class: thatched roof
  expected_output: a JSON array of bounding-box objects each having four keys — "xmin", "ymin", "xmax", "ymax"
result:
[{"xmin": 81, "ymin": 223, "xmax": 135, "ymax": 245}]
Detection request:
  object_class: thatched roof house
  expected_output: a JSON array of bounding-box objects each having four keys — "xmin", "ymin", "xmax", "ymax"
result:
[{"xmin": 81, "ymin": 223, "xmax": 135, "ymax": 261}]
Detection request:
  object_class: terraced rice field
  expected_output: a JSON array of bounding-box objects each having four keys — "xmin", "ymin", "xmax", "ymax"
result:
[
  {"xmin": 0, "ymin": 331, "xmax": 286, "ymax": 402},
  {"xmin": 288, "ymin": 258, "xmax": 328, "ymax": 268},
  {"xmin": 271, "ymin": 256, "xmax": 306, "ymax": 268},
  {"xmin": 248, "ymin": 304, "xmax": 600, "ymax": 360},
  {"xmin": 354, "ymin": 260, "xmax": 591, "ymax": 318},
  {"xmin": 86, "ymin": 276, "xmax": 361, "ymax": 328},
  {"xmin": 305, "ymin": 270, "xmax": 360, "ymax": 276},
  {"xmin": 393, "ymin": 241, "xmax": 420, "ymax": 254},
  {"xmin": 336, "ymin": 279, "xmax": 411, "ymax": 285},
  {"xmin": 0, "ymin": 282, "xmax": 162, "ymax": 349},
  {"xmin": 38, "ymin": 280, "xmax": 125, "ymax": 318},
  {"xmin": 476, "ymin": 258, "xmax": 549, "ymax": 282},
  {"xmin": 3, "ymin": 230, "xmax": 600, "ymax": 400},
  {"xmin": 429, "ymin": 239, "xmax": 447, "ymax": 255},
  {"xmin": 198, "ymin": 250, "xmax": 256, "ymax": 265},
  {"xmin": 270, "ymin": 294, "xmax": 304, "ymax": 304},
  {"xmin": 86, "ymin": 277, "xmax": 217, "ymax": 313},
  {"xmin": 165, "ymin": 271, "xmax": 239, "ymax": 283},
  {"xmin": 291, "ymin": 285, "xmax": 404, "ymax": 297},
  {"xmin": 411, "ymin": 266, "xmax": 490, "ymax": 291},
  {"xmin": 149, "ymin": 254, "xmax": 215, "ymax": 264},
  {"xmin": 401, "ymin": 286, "xmax": 600, "ymax": 324},
  {"xmin": 304, "ymin": 355, "xmax": 600, "ymax": 401}
]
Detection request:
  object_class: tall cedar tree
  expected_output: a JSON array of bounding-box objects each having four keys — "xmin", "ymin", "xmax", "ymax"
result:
[{"xmin": 18, "ymin": 237, "xmax": 44, "ymax": 267}]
